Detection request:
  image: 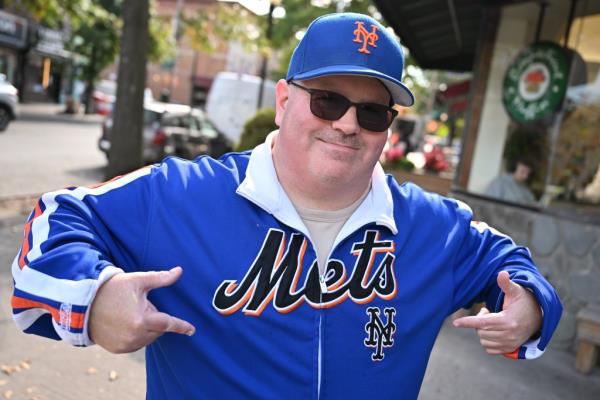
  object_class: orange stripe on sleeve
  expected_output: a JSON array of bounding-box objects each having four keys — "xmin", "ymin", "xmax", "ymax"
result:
[
  {"xmin": 503, "ymin": 349, "xmax": 520, "ymax": 360},
  {"xmin": 18, "ymin": 201, "xmax": 43, "ymax": 269},
  {"xmin": 11, "ymin": 296, "xmax": 85, "ymax": 330}
]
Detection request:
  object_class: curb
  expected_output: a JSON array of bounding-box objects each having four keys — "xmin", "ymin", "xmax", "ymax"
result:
[
  {"xmin": 19, "ymin": 112, "xmax": 104, "ymax": 126},
  {"xmin": 15, "ymin": 102, "xmax": 105, "ymax": 125}
]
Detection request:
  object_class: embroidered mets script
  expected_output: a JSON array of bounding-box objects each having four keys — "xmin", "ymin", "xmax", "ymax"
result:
[
  {"xmin": 353, "ymin": 21, "xmax": 379, "ymax": 54},
  {"xmin": 212, "ymin": 229, "xmax": 397, "ymax": 316}
]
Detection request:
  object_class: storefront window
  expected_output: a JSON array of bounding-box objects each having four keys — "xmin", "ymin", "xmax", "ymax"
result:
[
  {"xmin": 0, "ymin": 50, "xmax": 16, "ymax": 83},
  {"xmin": 475, "ymin": 3, "xmax": 600, "ymax": 216},
  {"xmin": 546, "ymin": 12, "xmax": 600, "ymax": 212}
]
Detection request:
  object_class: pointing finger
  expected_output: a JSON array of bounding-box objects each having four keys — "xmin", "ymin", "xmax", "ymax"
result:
[
  {"xmin": 456, "ymin": 306, "xmax": 490, "ymax": 329},
  {"xmin": 145, "ymin": 312, "xmax": 196, "ymax": 336},
  {"xmin": 452, "ymin": 313, "xmax": 503, "ymax": 330}
]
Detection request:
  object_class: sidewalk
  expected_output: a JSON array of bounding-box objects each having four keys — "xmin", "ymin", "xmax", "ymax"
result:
[
  {"xmin": 17, "ymin": 103, "xmax": 105, "ymax": 125},
  {"xmin": 0, "ymin": 206, "xmax": 146, "ymax": 400},
  {"xmin": 0, "ymin": 105, "xmax": 145, "ymax": 399},
  {"xmin": 0, "ymin": 102, "xmax": 107, "ymax": 201}
]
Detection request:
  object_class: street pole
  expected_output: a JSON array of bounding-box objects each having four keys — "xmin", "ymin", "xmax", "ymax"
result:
[
  {"xmin": 168, "ymin": 0, "xmax": 185, "ymax": 101},
  {"xmin": 190, "ymin": 50, "xmax": 198, "ymax": 107},
  {"xmin": 256, "ymin": 1, "xmax": 275, "ymax": 110}
]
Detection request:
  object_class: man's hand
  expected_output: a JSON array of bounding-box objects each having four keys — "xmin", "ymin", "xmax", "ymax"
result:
[
  {"xmin": 452, "ymin": 271, "xmax": 542, "ymax": 356},
  {"xmin": 88, "ymin": 266, "xmax": 196, "ymax": 354}
]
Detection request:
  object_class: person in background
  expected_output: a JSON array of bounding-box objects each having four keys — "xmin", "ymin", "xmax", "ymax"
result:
[{"xmin": 486, "ymin": 158, "xmax": 536, "ymax": 204}]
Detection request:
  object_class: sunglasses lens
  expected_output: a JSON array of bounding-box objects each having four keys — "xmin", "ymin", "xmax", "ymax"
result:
[
  {"xmin": 356, "ymin": 104, "xmax": 395, "ymax": 131},
  {"xmin": 297, "ymin": 83, "xmax": 396, "ymax": 132},
  {"xmin": 310, "ymin": 90, "xmax": 350, "ymax": 121}
]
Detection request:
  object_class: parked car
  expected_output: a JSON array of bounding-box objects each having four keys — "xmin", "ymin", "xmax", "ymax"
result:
[
  {"xmin": 98, "ymin": 101, "xmax": 232, "ymax": 163},
  {"xmin": 0, "ymin": 74, "xmax": 18, "ymax": 131},
  {"xmin": 90, "ymin": 79, "xmax": 153, "ymax": 115}
]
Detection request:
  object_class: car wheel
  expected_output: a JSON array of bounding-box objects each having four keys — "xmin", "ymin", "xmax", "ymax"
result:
[{"xmin": 0, "ymin": 107, "xmax": 10, "ymax": 132}]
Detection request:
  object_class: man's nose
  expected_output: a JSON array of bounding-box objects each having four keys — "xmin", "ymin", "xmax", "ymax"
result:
[{"xmin": 331, "ymin": 106, "xmax": 360, "ymax": 135}]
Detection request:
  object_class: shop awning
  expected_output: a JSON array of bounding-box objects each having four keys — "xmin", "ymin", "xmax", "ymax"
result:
[
  {"xmin": 372, "ymin": 0, "xmax": 528, "ymax": 71},
  {"xmin": 436, "ymin": 79, "xmax": 471, "ymax": 114}
]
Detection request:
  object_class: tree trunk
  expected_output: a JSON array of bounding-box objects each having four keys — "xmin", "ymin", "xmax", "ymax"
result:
[
  {"xmin": 83, "ymin": 43, "xmax": 97, "ymax": 114},
  {"xmin": 107, "ymin": 0, "xmax": 149, "ymax": 178}
]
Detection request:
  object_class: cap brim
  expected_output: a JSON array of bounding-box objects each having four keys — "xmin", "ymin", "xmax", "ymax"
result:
[{"xmin": 291, "ymin": 65, "xmax": 415, "ymax": 107}]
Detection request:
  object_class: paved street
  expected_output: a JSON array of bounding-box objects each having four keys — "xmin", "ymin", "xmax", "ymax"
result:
[
  {"xmin": 0, "ymin": 103, "xmax": 106, "ymax": 200},
  {"xmin": 0, "ymin": 104, "xmax": 598, "ymax": 399}
]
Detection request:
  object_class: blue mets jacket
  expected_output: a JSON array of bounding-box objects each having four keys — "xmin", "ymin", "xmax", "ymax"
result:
[{"xmin": 12, "ymin": 134, "xmax": 562, "ymax": 399}]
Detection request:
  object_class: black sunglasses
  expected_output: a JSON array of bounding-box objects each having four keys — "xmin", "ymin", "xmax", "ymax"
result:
[{"xmin": 289, "ymin": 81, "xmax": 398, "ymax": 132}]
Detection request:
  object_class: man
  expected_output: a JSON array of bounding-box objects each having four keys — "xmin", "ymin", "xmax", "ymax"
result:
[
  {"xmin": 486, "ymin": 159, "xmax": 536, "ymax": 204},
  {"xmin": 11, "ymin": 13, "xmax": 561, "ymax": 399}
]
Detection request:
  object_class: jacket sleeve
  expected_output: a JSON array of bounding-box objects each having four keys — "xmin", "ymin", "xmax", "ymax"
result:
[
  {"xmin": 11, "ymin": 166, "xmax": 156, "ymax": 346},
  {"xmin": 448, "ymin": 198, "xmax": 562, "ymax": 360}
]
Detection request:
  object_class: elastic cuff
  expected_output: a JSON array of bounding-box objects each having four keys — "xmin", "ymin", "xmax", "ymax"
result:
[
  {"xmin": 54, "ymin": 266, "xmax": 125, "ymax": 346},
  {"xmin": 503, "ymin": 337, "xmax": 544, "ymax": 360}
]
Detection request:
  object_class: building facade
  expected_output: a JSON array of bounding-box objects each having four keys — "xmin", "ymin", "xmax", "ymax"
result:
[
  {"xmin": 374, "ymin": 0, "xmax": 600, "ymax": 358},
  {"xmin": 0, "ymin": 7, "xmax": 75, "ymax": 103},
  {"xmin": 0, "ymin": 9, "xmax": 27, "ymax": 84}
]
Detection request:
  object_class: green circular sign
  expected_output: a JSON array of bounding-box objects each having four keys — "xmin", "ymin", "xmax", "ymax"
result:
[{"xmin": 503, "ymin": 42, "xmax": 569, "ymax": 124}]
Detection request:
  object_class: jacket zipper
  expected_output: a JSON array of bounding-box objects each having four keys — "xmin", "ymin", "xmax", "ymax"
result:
[
  {"xmin": 317, "ymin": 273, "xmax": 327, "ymax": 399},
  {"xmin": 317, "ymin": 238, "xmax": 348, "ymax": 399}
]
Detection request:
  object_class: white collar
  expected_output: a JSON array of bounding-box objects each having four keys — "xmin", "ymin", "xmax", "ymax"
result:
[{"xmin": 236, "ymin": 131, "xmax": 398, "ymax": 245}]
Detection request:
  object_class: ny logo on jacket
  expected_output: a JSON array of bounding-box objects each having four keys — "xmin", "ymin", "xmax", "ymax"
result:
[
  {"xmin": 364, "ymin": 307, "xmax": 396, "ymax": 361},
  {"xmin": 212, "ymin": 229, "xmax": 397, "ymax": 316}
]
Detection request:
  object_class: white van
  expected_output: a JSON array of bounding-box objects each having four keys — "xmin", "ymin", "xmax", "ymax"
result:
[{"xmin": 205, "ymin": 72, "xmax": 276, "ymax": 144}]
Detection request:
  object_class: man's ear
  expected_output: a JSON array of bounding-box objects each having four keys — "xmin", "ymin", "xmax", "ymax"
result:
[{"xmin": 274, "ymin": 79, "xmax": 289, "ymax": 127}]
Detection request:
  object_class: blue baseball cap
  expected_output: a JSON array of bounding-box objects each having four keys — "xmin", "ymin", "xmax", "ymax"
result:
[{"xmin": 286, "ymin": 12, "xmax": 414, "ymax": 107}]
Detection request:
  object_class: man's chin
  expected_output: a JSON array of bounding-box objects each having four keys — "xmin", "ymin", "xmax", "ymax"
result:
[{"xmin": 308, "ymin": 162, "xmax": 355, "ymax": 184}]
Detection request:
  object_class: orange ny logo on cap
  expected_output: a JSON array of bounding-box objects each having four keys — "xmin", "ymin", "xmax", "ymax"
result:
[{"xmin": 353, "ymin": 21, "xmax": 379, "ymax": 54}]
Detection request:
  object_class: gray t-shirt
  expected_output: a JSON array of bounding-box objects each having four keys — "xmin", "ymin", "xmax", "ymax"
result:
[
  {"xmin": 295, "ymin": 189, "xmax": 369, "ymax": 274},
  {"xmin": 485, "ymin": 173, "xmax": 535, "ymax": 204}
]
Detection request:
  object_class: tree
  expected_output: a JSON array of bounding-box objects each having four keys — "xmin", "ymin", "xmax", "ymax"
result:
[
  {"xmin": 269, "ymin": 0, "xmax": 371, "ymax": 48},
  {"xmin": 2, "ymin": 0, "xmax": 76, "ymax": 27},
  {"xmin": 68, "ymin": 1, "xmax": 121, "ymax": 113},
  {"xmin": 106, "ymin": 0, "xmax": 149, "ymax": 177},
  {"xmin": 147, "ymin": 3, "xmax": 176, "ymax": 64},
  {"xmin": 3, "ymin": 0, "xmax": 120, "ymax": 111},
  {"xmin": 6, "ymin": 0, "xmax": 173, "ymax": 113},
  {"xmin": 68, "ymin": 1, "xmax": 172, "ymax": 114},
  {"xmin": 183, "ymin": 0, "xmax": 373, "ymax": 55},
  {"xmin": 6, "ymin": 0, "xmax": 172, "ymax": 177},
  {"xmin": 183, "ymin": 4, "xmax": 261, "ymax": 54}
]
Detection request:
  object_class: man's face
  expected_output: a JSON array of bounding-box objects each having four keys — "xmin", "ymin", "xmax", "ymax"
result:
[
  {"xmin": 273, "ymin": 75, "xmax": 391, "ymax": 188},
  {"xmin": 513, "ymin": 163, "xmax": 532, "ymax": 183}
]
